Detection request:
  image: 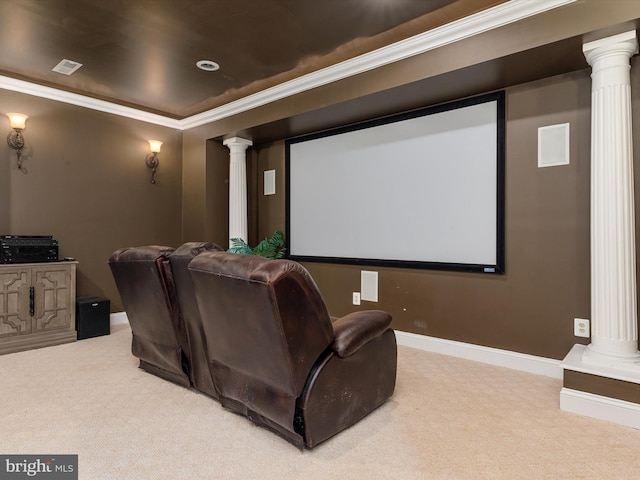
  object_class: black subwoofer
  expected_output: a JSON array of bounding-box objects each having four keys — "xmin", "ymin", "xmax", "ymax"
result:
[{"xmin": 76, "ymin": 296, "xmax": 110, "ymax": 340}]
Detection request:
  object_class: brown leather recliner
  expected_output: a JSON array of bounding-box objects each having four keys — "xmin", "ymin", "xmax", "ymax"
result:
[
  {"xmin": 108, "ymin": 245, "xmax": 190, "ymax": 386},
  {"xmin": 168, "ymin": 242, "xmax": 223, "ymax": 398},
  {"xmin": 188, "ymin": 251, "xmax": 397, "ymax": 449}
]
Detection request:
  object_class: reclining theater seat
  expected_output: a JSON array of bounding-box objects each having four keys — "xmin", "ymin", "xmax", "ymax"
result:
[
  {"xmin": 168, "ymin": 242, "xmax": 223, "ymax": 398},
  {"xmin": 108, "ymin": 245, "xmax": 190, "ymax": 386},
  {"xmin": 188, "ymin": 251, "xmax": 397, "ymax": 449}
]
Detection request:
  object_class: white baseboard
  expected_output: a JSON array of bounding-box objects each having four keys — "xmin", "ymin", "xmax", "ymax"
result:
[
  {"xmin": 107, "ymin": 315, "xmax": 640, "ymax": 428},
  {"xmin": 559, "ymin": 344, "xmax": 640, "ymax": 429},
  {"xmin": 106, "ymin": 314, "xmax": 562, "ymax": 378},
  {"xmin": 560, "ymin": 387, "xmax": 640, "ymax": 429},
  {"xmin": 394, "ymin": 330, "xmax": 562, "ymax": 379},
  {"xmin": 110, "ymin": 312, "xmax": 129, "ymax": 326}
]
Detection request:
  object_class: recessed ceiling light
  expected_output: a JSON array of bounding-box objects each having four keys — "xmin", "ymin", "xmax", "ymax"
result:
[
  {"xmin": 52, "ymin": 59, "xmax": 83, "ymax": 75},
  {"xmin": 196, "ymin": 60, "xmax": 220, "ymax": 72}
]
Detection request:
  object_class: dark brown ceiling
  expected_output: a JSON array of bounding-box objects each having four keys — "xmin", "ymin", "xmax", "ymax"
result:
[{"xmin": 0, "ymin": 0, "xmax": 506, "ymax": 119}]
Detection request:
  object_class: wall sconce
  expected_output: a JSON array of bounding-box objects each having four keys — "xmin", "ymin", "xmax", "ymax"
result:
[
  {"xmin": 7, "ymin": 113, "xmax": 28, "ymax": 173},
  {"xmin": 146, "ymin": 140, "xmax": 162, "ymax": 184}
]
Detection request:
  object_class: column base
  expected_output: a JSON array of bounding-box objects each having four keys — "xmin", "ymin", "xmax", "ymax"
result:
[
  {"xmin": 561, "ymin": 344, "xmax": 640, "ymax": 429},
  {"xmin": 582, "ymin": 344, "xmax": 640, "ymax": 371}
]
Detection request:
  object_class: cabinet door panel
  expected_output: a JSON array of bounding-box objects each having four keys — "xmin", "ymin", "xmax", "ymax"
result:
[
  {"xmin": 0, "ymin": 270, "xmax": 31, "ymax": 336},
  {"xmin": 32, "ymin": 267, "xmax": 72, "ymax": 332}
]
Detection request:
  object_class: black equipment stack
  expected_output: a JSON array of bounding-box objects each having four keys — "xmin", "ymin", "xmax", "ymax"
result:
[{"xmin": 0, "ymin": 235, "xmax": 59, "ymax": 264}]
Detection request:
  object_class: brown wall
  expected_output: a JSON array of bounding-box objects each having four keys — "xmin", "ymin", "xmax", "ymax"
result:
[
  {"xmin": 3, "ymin": 2, "xmax": 636, "ymax": 360},
  {"xmin": 239, "ymin": 70, "xmax": 592, "ymax": 361},
  {"xmin": 205, "ymin": 139, "xmax": 230, "ymax": 248},
  {"xmin": 179, "ymin": 4, "xmax": 640, "ymax": 361},
  {"xmin": 252, "ymin": 142, "xmax": 287, "ymax": 243},
  {"xmin": 1, "ymin": 90, "xmax": 183, "ymax": 312}
]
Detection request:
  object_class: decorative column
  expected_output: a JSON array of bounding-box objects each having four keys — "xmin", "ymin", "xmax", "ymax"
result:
[
  {"xmin": 583, "ymin": 30, "xmax": 640, "ymax": 366},
  {"xmin": 223, "ymin": 137, "xmax": 253, "ymax": 248}
]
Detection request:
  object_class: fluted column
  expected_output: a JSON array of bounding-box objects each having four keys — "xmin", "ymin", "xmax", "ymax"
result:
[
  {"xmin": 223, "ymin": 137, "xmax": 253, "ymax": 248},
  {"xmin": 583, "ymin": 30, "xmax": 640, "ymax": 366}
]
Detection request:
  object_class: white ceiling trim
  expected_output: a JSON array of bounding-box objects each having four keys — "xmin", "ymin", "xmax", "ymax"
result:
[
  {"xmin": 0, "ymin": 75, "xmax": 182, "ymax": 129},
  {"xmin": 0, "ymin": 0, "xmax": 575, "ymax": 132},
  {"xmin": 180, "ymin": 0, "xmax": 576, "ymax": 130}
]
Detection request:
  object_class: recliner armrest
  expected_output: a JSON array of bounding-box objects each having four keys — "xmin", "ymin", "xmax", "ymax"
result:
[{"xmin": 331, "ymin": 310, "xmax": 392, "ymax": 358}]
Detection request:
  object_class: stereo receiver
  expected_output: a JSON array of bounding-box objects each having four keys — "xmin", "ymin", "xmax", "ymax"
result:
[{"xmin": 0, "ymin": 235, "xmax": 59, "ymax": 264}]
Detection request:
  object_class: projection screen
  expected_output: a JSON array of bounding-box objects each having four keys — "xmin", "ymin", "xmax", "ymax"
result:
[{"xmin": 285, "ymin": 91, "xmax": 505, "ymax": 273}]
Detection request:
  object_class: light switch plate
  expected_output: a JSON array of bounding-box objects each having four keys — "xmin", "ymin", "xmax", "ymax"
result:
[{"xmin": 353, "ymin": 292, "xmax": 361, "ymax": 305}]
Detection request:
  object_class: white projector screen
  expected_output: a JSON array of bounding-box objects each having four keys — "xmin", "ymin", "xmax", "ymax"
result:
[{"xmin": 285, "ymin": 92, "xmax": 505, "ymax": 273}]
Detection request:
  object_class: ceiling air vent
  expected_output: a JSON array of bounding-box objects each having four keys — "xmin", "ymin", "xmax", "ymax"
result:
[{"xmin": 52, "ymin": 59, "xmax": 83, "ymax": 75}]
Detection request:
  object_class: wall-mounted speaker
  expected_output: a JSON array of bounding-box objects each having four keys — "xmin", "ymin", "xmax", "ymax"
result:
[
  {"xmin": 538, "ymin": 123, "xmax": 570, "ymax": 168},
  {"xmin": 264, "ymin": 169, "xmax": 276, "ymax": 195},
  {"xmin": 361, "ymin": 270, "xmax": 379, "ymax": 302}
]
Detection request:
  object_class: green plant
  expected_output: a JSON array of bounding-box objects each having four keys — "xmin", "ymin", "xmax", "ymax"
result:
[{"xmin": 228, "ymin": 230, "xmax": 286, "ymax": 259}]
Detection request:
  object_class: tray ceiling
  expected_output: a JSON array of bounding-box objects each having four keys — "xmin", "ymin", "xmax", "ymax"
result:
[{"xmin": 0, "ymin": 0, "xmax": 506, "ymax": 119}]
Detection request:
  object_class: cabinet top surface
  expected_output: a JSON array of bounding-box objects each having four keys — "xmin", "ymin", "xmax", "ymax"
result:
[{"xmin": 0, "ymin": 261, "xmax": 78, "ymax": 268}]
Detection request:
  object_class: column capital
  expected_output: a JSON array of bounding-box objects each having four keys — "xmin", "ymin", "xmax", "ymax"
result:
[
  {"xmin": 583, "ymin": 30, "xmax": 638, "ymax": 66},
  {"xmin": 223, "ymin": 136, "xmax": 253, "ymax": 150}
]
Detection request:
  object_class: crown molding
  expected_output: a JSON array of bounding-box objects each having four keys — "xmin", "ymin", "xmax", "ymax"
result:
[
  {"xmin": 180, "ymin": 0, "xmax": 576, "ymax": 129},
  {"xmin": 0, "ymin": 0, "xmax": 575, "ymax": 131},
  {"xmin": 0, "ymin": 75, "xmax": 182, "ymax": 129}
]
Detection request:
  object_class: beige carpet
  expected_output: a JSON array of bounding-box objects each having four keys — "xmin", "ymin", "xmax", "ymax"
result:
[{"xmin": 2, "ymin": 325, "xmax": 640, "ymax": 479}]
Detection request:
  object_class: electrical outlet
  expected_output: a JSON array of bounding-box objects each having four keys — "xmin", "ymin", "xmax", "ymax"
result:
[
  {"xmin": 574, "ymin": 318, "xmax": 590, "ymax": 338},
  {"xmin": 352, "ymin": 292, "xmax": 361, "ymax": 305}
]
